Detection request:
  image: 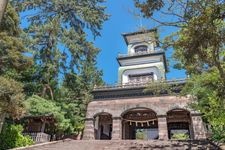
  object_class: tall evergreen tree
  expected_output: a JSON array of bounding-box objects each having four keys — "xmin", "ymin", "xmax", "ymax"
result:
[
  {"xmin": 0, "ymin": 3, "xmax": 31, "ymax": 77},
  {"xmin": 12, "ymin": 0, "xmax": 107, "ymax": 134},
  {"xmin": 0, "ymin": 3, "xmax": 31, "ymax": 133},
  {"xmin": 12, "ymin": 0, "xmax": 108, "ymax": 99},
  {"xmin": 134, "ymin": 0, "xmax": 225, "ymax": 141}
]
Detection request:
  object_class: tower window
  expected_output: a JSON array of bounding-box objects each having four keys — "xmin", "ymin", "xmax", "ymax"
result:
[
  {"xmin": 134, "ymin": 45, "xmax": 148, "ymax": 53},
  {"xmin": 128, "ymin": 73, "xmax": 153, "ymax": 84}
]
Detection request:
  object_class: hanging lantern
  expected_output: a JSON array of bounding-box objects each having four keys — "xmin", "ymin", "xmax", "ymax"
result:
[
  {"xmin": 129, "ymin": 121, "xmax": 132, "ymax": 126},
  {"xmin": 141, "ymin": 122, "xmax": 144, "ymax": 127},
  {"xmin": 147, "ymin": 121, "xmax": 150, "ymax": 126},
  {"xmin": 136, "ymin": 122, "xmax": 138, "ymax": 126}
]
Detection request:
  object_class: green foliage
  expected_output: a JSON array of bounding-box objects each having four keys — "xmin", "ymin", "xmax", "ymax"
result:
[
  {"xmin": 0, "ymin": 76, "xmax": 25, "ymax": 119},
  {"xmin": 25, "ymin": 95, "xmax": 70, "ymax": 132},
  {"xmin": 54, "ymin": 85, "xmax": 88, "ymax": 134},
  {"xmin": 182, "ymin": 70, "xmax": 225, "ymax": 142},
  {"xmin": 11, "ymin": 0, "xmax": 108, "ymax": 100},
  {"xmin": 211, "ymin": 126, "xmax": 225, "ymax": 143},
  {"xmin": 0, "ymin": 124, "xmax": 34, "ymax": 150},
  {"xmin": 25, "ymin": 94, "xmax": 87, "ymax": 134},
  {"xmin": 0, "ymin": 3, "xmax": 32, "ymax": 76},
  {"xmin": 171, "ymin": 133, "xmax": 189, "ymax": 140},
  {"xmin": 134, "ymin": 0, "xmax": 164, "ymax": 18},
  {"xmin": 144, "ymin": 80, "xmax": 172, "ymax": 95},
  {"xmin": 135, "ymin": 0, "xmax": 225, "ymax": 142},
  {"xmin": 135, "ymin": 129, "xmax": 145, "ymax": 140},
  {"xmin": 5, "ymin": 0, "xmax": 107, "ymax": 136},
  {"xmin": 144, "ymin": 80, "xmax": 183, "ymax": 96},
  {"xmin": 173, "ymin": 6, "xmax": 225, "ymax": 77}
]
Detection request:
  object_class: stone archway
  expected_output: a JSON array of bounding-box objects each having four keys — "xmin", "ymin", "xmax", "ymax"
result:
[
  {"xmin": 121, "ymin": 108, "xmax": 158, "ymax": 140},
  {"xmin": 166, "ymin": 109, "xmax": 193, "ymax": 139},
  {"xmin": 94, "ymin": 112, "xmax": 112, "ymax": 140}
]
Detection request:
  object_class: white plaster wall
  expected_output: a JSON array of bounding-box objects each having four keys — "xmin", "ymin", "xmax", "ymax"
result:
[
  {"xmin": 118, "ymin": 62, "xmax": 166, "ymax": 84},
  {"xmin": 118, "ymin": 55, "xmax": 162, "ymax": 66},
  {"xmin": 122, "ymin": 67, "xmax": 160, "ymax": 84}
]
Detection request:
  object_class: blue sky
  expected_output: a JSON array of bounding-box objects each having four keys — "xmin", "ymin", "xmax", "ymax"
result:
[
  {"xmin": 20, "ymin": 0, "xmax": 186, "ymax": 84},
  {"xmin": 93, "ymin": 0, "xmax": 186, "ymax": 84}
]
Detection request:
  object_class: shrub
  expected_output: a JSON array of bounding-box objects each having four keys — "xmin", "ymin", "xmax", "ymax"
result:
[
  {"xmin": 0, "ymin": 124, "xmax": 34, "ymax": 150},
  {"xmin": 211, "ymin": 126, "xmax": 225, "ymax": 143},
  {"xmin": 136, "ymin": 129, "xmax": 145, "ymax": 140},
  {"xmin": 171, "ymin": 133, "xmax": 189, "ymax": 140}
]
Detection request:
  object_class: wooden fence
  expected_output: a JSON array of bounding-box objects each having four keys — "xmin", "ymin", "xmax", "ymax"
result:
[{"xmin": 23, "ymin": 132, "xmax": 51, "ymax": 143}]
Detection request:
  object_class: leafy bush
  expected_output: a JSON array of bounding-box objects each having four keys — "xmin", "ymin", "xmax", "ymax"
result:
[
  {"xmin": 171, "ymin": 133, "xmax": 189, "ymax": 140},
  {"xmin": 136, "ymin": 129, "xmax": 145, "ymax": 140},
  {"xmin": 25, "ymin": 95, "xmax": 70, "ymax": 132},
  {"xmin": 0, "ymin": 124, "xmax": 34, "ymax": 150},
  {"xmin": 211, "ymin": 125, "xmax": 225, "ymax": 143}
]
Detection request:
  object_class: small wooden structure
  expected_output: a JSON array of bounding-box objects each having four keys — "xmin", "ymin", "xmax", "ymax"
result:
[{"xmin": 22, "ymin": 114, "xmax": 55, "ymax": 143}]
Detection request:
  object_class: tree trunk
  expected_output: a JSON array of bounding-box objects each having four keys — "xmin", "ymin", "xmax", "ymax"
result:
[
  {"xmin": 0, "ymin": 0, "xmax": 8, "ymax": 24},
  {"xmin": 0, "ymin": 113, "xmax": 6, "ymax": 134}
]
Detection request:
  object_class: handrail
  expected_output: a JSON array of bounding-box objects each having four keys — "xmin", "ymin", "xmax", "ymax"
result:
[
  {"xmin": 117, "ymin": 49, "xmax": 164, "ymax": 58},
  {"xmin": 94, "ymin": 78, "xmax": 186, "ymax": 91},
  {"xmin": 23, "ymin": 132, "xmax": 51, "ymax": 143}
]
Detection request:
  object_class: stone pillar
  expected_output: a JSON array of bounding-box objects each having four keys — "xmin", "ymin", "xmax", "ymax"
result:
[
  {"xmin": 192, "ymin": 115, "xmax": 206, "ymax": 139},
  {"xmin": 158, "ymin": 116, "xmax": 168, "ymax": 140},
  {"xmin": 82, "ymin": 118, "xmax": 95, "ymax": 140},
  {"xmin": 0, "ymin": 113, "xmax": 6, "ymax": 134},
  {"xmin": 111, "ymin": 117, "xmax": 122, "ymax": 140},
  {"xmin": 40, "ymin": 121, "xmax": 46, "ymax": 132}
]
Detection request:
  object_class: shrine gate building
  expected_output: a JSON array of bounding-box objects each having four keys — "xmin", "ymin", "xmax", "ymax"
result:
[{"xmin": 83, "ymin": 29, "xmax": 207, "ymax": 140}]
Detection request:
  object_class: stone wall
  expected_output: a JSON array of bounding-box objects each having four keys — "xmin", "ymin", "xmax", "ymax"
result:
[{"xmin": 83, "ymin": 95, "xmax": 207, "ymax": 140}]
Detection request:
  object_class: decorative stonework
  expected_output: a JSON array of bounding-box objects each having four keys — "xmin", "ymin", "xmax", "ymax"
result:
[
  {"xmin": 83, "ymin": 95, "xmax": 207, "ymax": 140},
  {"xmin": 83, "ymin": 119, "xmax": 95, "ymax": 140},
  {"xmin": 158, "ymin": 116, "xmax": 168, "ymax": 140}
]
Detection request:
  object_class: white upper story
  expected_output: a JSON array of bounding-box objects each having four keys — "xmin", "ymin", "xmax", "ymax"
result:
[{"xmin": 117, "ymin": 29, "xmax": 167, "ymax": 85}]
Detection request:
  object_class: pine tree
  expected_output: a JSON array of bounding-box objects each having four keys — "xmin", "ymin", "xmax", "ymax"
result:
[
  {"xmin": 0, "ymin": 4, "xmax": 31, "ymax": 133},
  {"xmin": 12, "ymin": 0, "xmax": 108, "ymax": 99},
  {"xmin": 12, "ymin": 0, "xmax": 107, "ymax": 134}
]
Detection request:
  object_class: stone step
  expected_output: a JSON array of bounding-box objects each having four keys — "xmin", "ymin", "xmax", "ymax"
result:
[{"xmin": 15, "ymin": 139, "xmax": 221, "ymax": 150}]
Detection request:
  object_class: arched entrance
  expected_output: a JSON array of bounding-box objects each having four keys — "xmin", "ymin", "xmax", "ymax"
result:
[
  {"xmin": 122, "ymin": 108, "xmax": 158, "ymax": 140},
  {"xmin": 94, "ymin": 112, "xmax": 112, "ymax": 140},
  {"xmin": 167, "ymin": 109, "xmax": 192, "ymax": 139}
]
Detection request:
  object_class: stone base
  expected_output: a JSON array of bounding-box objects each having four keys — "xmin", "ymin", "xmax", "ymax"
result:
[{"xmin": 83, "ymin": 96, "xmax": 207, "ymax": 140}]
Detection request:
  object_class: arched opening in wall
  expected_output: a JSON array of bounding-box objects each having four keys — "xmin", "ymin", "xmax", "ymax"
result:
[
  {"xmin": 134, "ymin": 45, "xmax": 148, "ymax": 53},
  {"xmin": 167, "ymin": 109, "xmax": 192, "ymax": 139},
  {"xmin": 94, "ymin": 112, "xmax": 112, "ymax": 140},
  {"xmin": 121, "ymin": 108, "xmax": 158, "ymax": 140}
]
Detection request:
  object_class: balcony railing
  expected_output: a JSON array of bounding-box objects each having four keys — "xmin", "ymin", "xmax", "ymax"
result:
[
  {"xmin": 94, "ymin": 78, "xmax": 186, "ymax": 91},
  {"xmin": 23, "ymin": 132, "xmax": 51, "ymax": 143},
  {"xmin": 118, "ymin": 49, "xmax": 164, "ymax": 58}
]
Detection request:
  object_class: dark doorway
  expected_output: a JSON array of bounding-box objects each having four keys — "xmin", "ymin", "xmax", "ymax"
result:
[
  {"xmin": 122, "ymin": 108, "xmax": 158, "ymax": 140},
  {"xmin": 94, "ymin": 113, "xmax": 112, "ymax": 140},
  {"xmin": 167, "ymin": 122, "xmax": 190, "ymax": 139},
  {"xmin": 167, "ymin": 109, "xmax": 192, "ymax": 139}
]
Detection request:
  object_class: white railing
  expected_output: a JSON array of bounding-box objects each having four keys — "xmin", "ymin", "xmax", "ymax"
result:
[
  {"xmin": 94, "ymin": 79, "xmax": 186, "ymax": 90},
  {"xmin": 118, "ymin": 49, "xmax": 164, "ymax": 58},
  {"xmin": 23, "ymin": 132, "xmax": 51, "ymax": 143}
]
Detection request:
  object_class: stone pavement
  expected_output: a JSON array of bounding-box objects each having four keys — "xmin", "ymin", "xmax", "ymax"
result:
[{"xmin": 14, "ymin": 139, "xmax": 221, "ymax": 150}]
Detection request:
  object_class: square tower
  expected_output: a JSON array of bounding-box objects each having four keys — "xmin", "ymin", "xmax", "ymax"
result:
[{"xmin": 117, "ymin": 29, "xmax": 167, "ymax": 84}]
